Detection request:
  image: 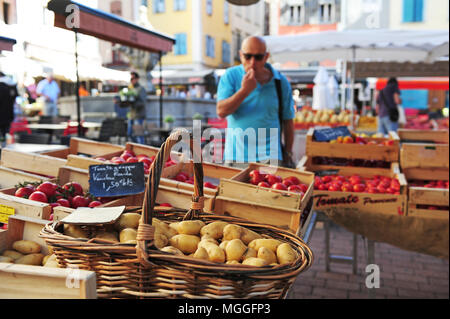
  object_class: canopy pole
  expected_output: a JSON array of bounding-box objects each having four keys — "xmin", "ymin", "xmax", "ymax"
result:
[
  {"xmin": 74, "ymin": 31, "xmax": 83, "ymax": 137},
  {"xmin": 159, "ymin": 51, "xmax": 163, "ymax": 128},
  {"xmin": 349, "ymin": 46, "xmax": 356, "ymax": 130},
  {"xmin": 341, "ymin": 60, "xmax": 347, "ymax": 112}
]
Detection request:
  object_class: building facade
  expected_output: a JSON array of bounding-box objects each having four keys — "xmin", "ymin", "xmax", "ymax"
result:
[{"xmin": 389, "ymin": 0, "xmax": 449, "ymax": 30}]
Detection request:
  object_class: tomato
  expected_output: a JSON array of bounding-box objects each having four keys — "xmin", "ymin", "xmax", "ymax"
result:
[
  {"xmin": 56, "ymin": 198, "xmax": 71, "ymax": 208},
  {"xmin": 138, "ymin": 157, "xmax": 152, "ymax": 167},
  {"xmin": 126, "ymin": 157, "xmax": 139, "ymax": 163},
  {"xmin": 63, "ymin": 182, "xmax": 84, "ymax": 196},
  {"xmin": 328, "ymin": 184, "xmax": 341, "ymax": 192},
  {"xmin": 299, "ymin": 184, "xmax": 309, "ymax": 193},
  {"xmin": 353, "ymin": 184, "xmax": 366, "ymax": 193},
  {"xmin": 249, "ymin": 170, "xmax": 265, "ymax": 185},
  {"xmin": 159, "ymin": 203, "xmax": 172, "ymax": 207},
  {"xmin": 376, "ymin": 185, "xmax": 387, "ymax": 194},
  {"xmin": 285, "ymin": 176, "xmax": 300, "ymax": 185},
  {"xmin": 258, "ymin": 181, "xmax": 271, "ymax": 188},
  {"xmin": 36, "ymin": 182, "xmax": 57, "ymax": 198},
  {"xmin": 318, "ymin": 184, "xmax": 328, "ymax": 191},
  {"xmin": 282, "ymin": 178, "xmax": 294, "ymax": 187},
  {"xmin": 88, "ymin": 201, "xmax": 102, "ymax": 208},
  {"xmin": 321, "ymin": 175, "xmax": 332, "ymax": 183},
  {"xmin": 15, "ymin": 186, "xmax": 35, "ymax": 198},
  {"xmin": 204, "ymin": 182, "xmax": 217, "ymax": 189},
  {"xmin": 271, "ymin": 183, "xmax": 288, "ymax": 191},
  {"xmin": 341, "ymin": 184, "xmax": 354, "ymax": 192},
  {"xmin": 29, "ymin": 191, "xmax": 48, "ymax": 203},
  {"xmin": 71, "ymin": 195, "xmax": 89, "ymax": 208},
  {"xmin": 175, "ymin": 173, "xmax": 188, "ymax": 182},
  {"xmin": 265, "ymin": 174, "xmax": 282, "ymax": 186},
  {"xmin": 287, "ymin": 185, "xmax": 302, "ymax": 193}
]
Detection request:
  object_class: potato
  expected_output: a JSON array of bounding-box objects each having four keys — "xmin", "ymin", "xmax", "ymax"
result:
[
  {"xmin": 202, "ymin": 234, "xmax": 219, "ymax": 246},
  {"xmin": 94, "ymin": 231, "xmax": 119, "ymax": 242},
  {"xmin": 119, "ymin": 228, "xmax": 137, "ymax": 243},
  {"xmin": 242, "ymin": 257, "xmax": 268, "ymax": 267},
  {"xmin": 63, "ymin": 224, "xmax": 88, "ymax": 239},
  {"xmin": 2, "ymin": 249, "xmax": 24, "ymax": 260},
  {"xmin": 248, "ymin": 239, "xmax": 282, "ymax": 253},
  {"xmin": 276, "ymin": 243, "xmax": 298, "ymax": 265},
  {"xmin": 219, "ymin": 240, "xmax": 229, "ymax": 250},
  {"xmin": 171, "ymin": 220, "xmax": 205, "ymax": 235},
  {"xmin": 16, "ymin": 253, "xmax": 45, "ymax": 266},
  {"xmin": 242, "ymin": 247, "xmax": 257, "ymax": 260},
  {"xmin": 225, "ymin": 239, "xmax": 247, "ymax": 262},
  {"xmin": 153, "ymin": 218, "xmax": 177, "ymax": 239},
  {"xmin": 154, "ymin": 231, "xmax": 169, "ymax": 249},
  {"xmin": 0, "ymin": 256, "xmax": 14, "ymax": 263},
  {"xmin": 169, "ymin": 234, "xmax": 200, "ymax": 254},
  {"xmin": 223, "ymin": 224, "xmax": 262, "ymax": 245},
  {"xmin": 200, "ymin": 221, "xmax": 228, "ymax": 240},
  {"xmin": 12, "ymin": 240, "xmax": 41, "ymax": 254},
  {"xmin": 160, "ymin": 246, "xmax": 184, "ymax": 256},
  {"xmin": 43, "ymin": 254, "xmax": 57, "ymax": 266},
  {"xmin": 257, "ymin": 247, "xmax": 277, "ymax": 265},
  {"xmin": 192, "ymin": 247, "xmax": 209, "ymax": 260},
  {"xmin": 199, "ymin": 241, "xmax": 225, "ymax": 263},
  {"xmin": 43, "ymin": 260, "xmax": 59, "ymax": 268},
  {"xmin": 226, "ymin": 260, "xmax": 240, "ymax": 265},
  {"xmin": 115, "ymin": 213, "xmax": 141, "ymax": 230}
]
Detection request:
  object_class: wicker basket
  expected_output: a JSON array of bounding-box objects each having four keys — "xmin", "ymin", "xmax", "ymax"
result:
[{"xmin": 40, "ymin": 130, "xmax": 313, "ymax": 299}]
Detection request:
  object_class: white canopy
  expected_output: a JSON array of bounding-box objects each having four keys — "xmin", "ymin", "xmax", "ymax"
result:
[{"xmin": 264, "ymin": 29, "xmax": 449, "ymax": 64}]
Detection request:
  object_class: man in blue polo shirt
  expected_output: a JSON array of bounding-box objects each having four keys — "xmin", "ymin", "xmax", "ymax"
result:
[
  {"xmin": 37, "ymin": 72, "xmax": 60, "ymax": 117},
  {"xmin": 216, "ymin": 36, "xmax": 295, "ymax": 168}
]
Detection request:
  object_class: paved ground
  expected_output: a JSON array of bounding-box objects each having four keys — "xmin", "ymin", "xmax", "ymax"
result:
[{"xmin": 289, "ymin": 221, "xmax": 449, "ymax": 299}]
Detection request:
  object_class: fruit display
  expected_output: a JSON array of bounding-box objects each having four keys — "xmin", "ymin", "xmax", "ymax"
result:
[
  {"xmin": 60, "ymin": 214, "xmax": 298, "ymax": 267},
  {"xmin": 247, "ymin": 169, "xmax": 309, "ymax": 198},
  {"xmin": 314, "ymin": 174, "xmax": 402, "ymax": 195},
  {"xmin": 326, "ymin": 132, "xmax": 393, "ymax": 145},
  {"xmin": 404, "ymin": 113, "xmax": 449, "ymax": 130},
  {"xmin": 0, "ymin": 239, "xmax": 58, "ymax": 268},
  {"xmin": 294, "ymin": 108, "xmax": 352, "ymax": 129},
  {"xmin": 13, "ymin": 180, "xmax": 108, "ymax": 220},
  {"xmin": 408, "ymin": 180, "xmax": 449, "ymax": 189},
  {"xmin": 312, "ymin": 156, "xmax": 390, "ymax": 169}
]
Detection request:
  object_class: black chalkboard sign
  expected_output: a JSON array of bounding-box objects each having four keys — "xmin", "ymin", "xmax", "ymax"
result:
[
  {"xmin": 313, "ymin": 126, "xmax": 352, "ymax": 142},
  {"xmin": 89, "ymin": 163, "xmax": 146, "ymax": 197}
]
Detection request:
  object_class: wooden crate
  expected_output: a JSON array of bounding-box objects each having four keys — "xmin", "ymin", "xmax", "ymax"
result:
[
  {"xmin": 0, "ymin": 166, "xmax": 90, "ymax": 221},
  {"xmin": 219, "ymin": 163, "xmax": 315, "ymax": 212},
  {"xmin": 403, "ymin": 168, "xmax": 449, "ymax": 220},
  {"xmin": 42, "ymin": 137, "xmax": 124, "ymax": 159},
  {"xmin": 0, "ymin": 149, "xmax": 67, "ymax": 178},
  {"xmin": 298, "ymin": 155, "xmax": 401, "ymax": 177},
  {"xmin": 305, "ymin": 128, "xmax": 400, "ymax": 162},
  {"xmin": 0, "ymin": 166, "xmax": 50, "ymax": 190},
  {"xmin": 398, "ymin": 129, "xmax": 449, "ymax": 144},
  {"xmin": 298, "ymin": 164, "xmax": 408, "ymax": 216},
  {"xmin": 0, "ymin": 215, "xmax": 97, "ymax": 299},
  {"xmin": 400, "ymin": 143, "xmax": 449, "ymax": 170}
]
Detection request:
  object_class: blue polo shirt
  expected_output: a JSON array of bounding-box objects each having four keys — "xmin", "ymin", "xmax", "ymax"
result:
[{"xmin": 217, "ymin": 64, "xmax": 295, "ymax": 162}]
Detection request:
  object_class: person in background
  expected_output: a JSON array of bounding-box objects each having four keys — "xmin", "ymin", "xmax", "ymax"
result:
[
  {"xmin": 128, "ymin": 72, "xmax": 147, "ymax": 144},
  {"xmin": 203, "ymin": 91, "xmax": 212, "ymax": 99},
  {"xmin": 79, "ymin": 82, "xmax": 90, "ymax": 97},
  {"xmin": 216, "ymin": 36, "xmax": 295, "ymax": 168},
  {"xmin": 36, "ymin": 72, "xmax": 60, "ymax": 117},
  {"xmin": 375, "ymin": 77, "xmax": 401, "ymax": 135},
  {"xmin": 0, "ymin": 71, "xmax": 18, "ymax": 144}
]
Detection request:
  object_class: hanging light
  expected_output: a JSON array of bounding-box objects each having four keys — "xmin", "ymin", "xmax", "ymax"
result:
[{"xmin": 226, "ymin": 0, "xmax": 260, "ymax": 6}]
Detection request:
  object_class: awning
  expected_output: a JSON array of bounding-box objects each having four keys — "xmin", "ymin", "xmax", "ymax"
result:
[
  {"xmin": 376, "ymin": 77, "xmax": 449, "ymax": 91},
  {"xmin": 0, "ymin": 36, "xmax": 16, "ymax": 52},
  {"xmin": 151, "ymin": 69, "xmax": 214, "ymax": 86},
  {"xmin": 47, "ymin": 0, "xmax": 175, "ymax": 53},
  {"xmin": 278, "ymin": 68, "xmax": 340, "ymax": 85}
]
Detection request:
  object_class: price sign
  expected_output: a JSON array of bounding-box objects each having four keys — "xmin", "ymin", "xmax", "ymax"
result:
[
  {"xmin": 0, "ymin": 204, "xmax": 15, "ymax": 224},
  {"xmin": 313, "ymin": 126, "xmax": 352, "ymax": 142},
  {"xmin": 89, "ymin": 163, "xmax": 146, "ymax": 197}
]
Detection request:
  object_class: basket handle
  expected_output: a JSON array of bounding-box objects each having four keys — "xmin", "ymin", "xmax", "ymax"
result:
[{"xmin": 136, "ymin": 129, "xmax": 205, "ymax": 267}]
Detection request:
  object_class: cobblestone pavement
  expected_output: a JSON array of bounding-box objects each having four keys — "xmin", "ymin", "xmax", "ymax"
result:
[{"xmin": 289, "ymin": 222, "xmax": 449, "ymax": 299}]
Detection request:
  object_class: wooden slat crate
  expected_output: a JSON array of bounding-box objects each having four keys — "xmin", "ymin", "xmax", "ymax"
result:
[
  {"xmin": 305, "ymin": 127, "xmax": 400, "ymax": 162},
  {"xmin": 0, "ymin": 149, "xmax": 67, "ymax": 178},
  {"xmin": 0, "ymin": 166, "xmax": 50, "ymax": 190},
  {"xmin": 398, "ymin": 129, "xmax": 449, "ymax": 144},
  {"xmin": 298, "ymin": 155, "xmax": 401, "ymax": 177},
  {"xmin": 298, "ymin": 164, "xmax": 408, "ymax": 216},
  {"xmin": 0, "ymin": 215, "xmax": 97, "ymax": 299},
  {"xmin": 403, "ymin": 168, "xmax": 449, "ymax": 220},
  {"xmin": 42, "ymin": 137, "xmax": 124, "ymax": 159},
  {"xmin": 400, "ymin": 143, "xmax": 449, "ymax": 170}
]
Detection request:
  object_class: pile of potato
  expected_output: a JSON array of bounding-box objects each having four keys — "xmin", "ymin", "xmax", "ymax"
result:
[
  {"xmin": 0, "ymin": 240, "xmax": 59, "ymax": 268},
  {"xmin": 61, "ymin": 212, "xmax": 299, "ymax": 267}
]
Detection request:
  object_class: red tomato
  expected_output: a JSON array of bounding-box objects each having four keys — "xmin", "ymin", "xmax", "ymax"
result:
[
  {"xmin": 258, "ymin": 181, "xmax": 271, "ymax": 188},
  {"xmin": 15, "ymin": 186, "xmax": 34, "ymax": 198},
  {"xmin": 299, "ymin": 184, "xmax": 309, "ymax": 193},
  {"xmin": 282, "ymin": 178, "xmax": 294, "ymax": 187},
  {"xmin": 341, "ymin": 184, "xmax": 354, "ymax": 192},
  {"xmin": 175, "ymin": 173, "xmax": 188, "ymax": 182},
  {"xmin": 271, "ymin": 182, "xmax": 288, "ymax": 191},
  {"xmin": 126, "ymin": 157, "xmax": 139, "ymax": 163},
  {"xmin": 285, "ymin": 176, "xmax": 300, "ymax": 185},
  {"xmin": 328, "ymin": 184, "xmax": 341, "ymax": 192},
  {"xmin": 36, "ymin": 182, "xmax": 57, "ymax": 198},
  {"xmin": 138, "ymin": 157, "xmax": 152, "ymax": 167},
  {"xmin": 353, "ymin": 184, "xmax": 366, "ymax": 193},
  {"xmin": 63, "ymin": 182, "xmax": 84, "ymax": 196},
  {"xmin": 159, "ymin": 203, "xmax": 172, "ymax": 207},
  {"xmin": 265, "ymin": 174, "xmax": 282, "ymax": 186},
  {"xmin": 287, "ymin": 185, "xmax": 302, "ymax": 193},
  {"xmin": 56, "ymin": 198, "xmax": 71, "ymax": 208},
  {"xmin": 71, "ymin": 195, "xmax": 89, "ymax": 208},
  {"xmin": 249, "ymin": 170, "xmax": 265, "ymax": 185},
  {"xmin": 29, "ymin": 191, "xmax": 48, "ymax": 203},
  {"xmin": 321, "ymin": 175, "xmax": 332, "ymax": 183},
  {"xmin": 204, "ymin": 182, "xmax": 217, "ymax": 189},
  {"xmin": 318, "ymin": 184, "xmax": 328, "ymax": 191},
  {"xmin": 88, "ymin": 201, "xmax": 102, "ymax": 208},
  {"xmin": 111, "ymin": 156, "xmax": 126, "ymax": 164}
]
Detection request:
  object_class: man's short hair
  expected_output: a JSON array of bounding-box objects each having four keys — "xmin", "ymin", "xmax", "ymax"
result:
[{"xmin": 131, "ymin": 72, "xmax": 140, "ymax": 79}]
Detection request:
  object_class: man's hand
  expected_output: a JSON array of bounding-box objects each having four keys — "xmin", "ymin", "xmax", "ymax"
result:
[{"xmin": 241, "ymin": 69, "xmax": 257, "ymax": 94}]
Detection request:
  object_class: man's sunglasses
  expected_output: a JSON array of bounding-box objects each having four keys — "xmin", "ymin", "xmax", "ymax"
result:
[{"xmin": 242, "ymin": 53, "xmax": 266, "ymax": 61}]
